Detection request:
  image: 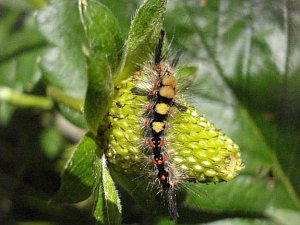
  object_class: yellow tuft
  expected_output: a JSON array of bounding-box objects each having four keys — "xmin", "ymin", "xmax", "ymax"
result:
[
  {"xmin": 155, "ymin": 103, "xmax": 169, "ymax": 115},
  {"xmin": 152, "ymin": 121, "xmax": 165, "ymax": 133},
  {"xmin": 162, "ymin": 75, "xmax": 177, "ymax": 88},
  {"xmin": 159, "ymin": 86, "xmax": 175, "ymax": 99}
]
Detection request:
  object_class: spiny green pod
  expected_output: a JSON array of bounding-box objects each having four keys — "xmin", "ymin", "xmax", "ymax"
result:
[{"xmin": 105, "ymin": 75, "xmax": 243, "ymax": 184}]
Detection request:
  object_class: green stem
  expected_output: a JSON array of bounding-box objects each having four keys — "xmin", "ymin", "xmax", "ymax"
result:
[
  {"xmin": 47, "ymin": 86, "xmax": 84, "ymax": 113},
  {"xmin": 0, "ymin": 86, "xmax": 53, "ymax": 109}
]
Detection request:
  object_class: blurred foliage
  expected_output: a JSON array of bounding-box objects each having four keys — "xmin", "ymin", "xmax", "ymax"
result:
[{"xmin": 0, "ymin": 0, "xmax": 300, "ymax": 225}]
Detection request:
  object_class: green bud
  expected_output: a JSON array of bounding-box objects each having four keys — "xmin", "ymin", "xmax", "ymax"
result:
[{"xmin": 106, "ymin": 77, "xmax": 243, "ymax": 182}]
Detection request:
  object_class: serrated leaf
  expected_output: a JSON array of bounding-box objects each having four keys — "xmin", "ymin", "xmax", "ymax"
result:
[
  {"xmin": 37, "ymin": 0, "xmax": 87, "ymax": 128},
  {"xmin": 79, "ymin": 0, "xmax": 123, "ymax": 134},
  {"xmin": 55, "ymin": 133, "xmax": 97, "ymax": 203},
  {"xmin": 114, "ymin": 0, "xmax": 167, "ymax": 84},
  {"xmin": 93, "ymin": 156, "xmax": 122, "ymax": 225}
]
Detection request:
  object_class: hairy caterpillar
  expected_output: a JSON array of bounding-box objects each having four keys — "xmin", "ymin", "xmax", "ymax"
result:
[{"xmin": 106, "ymin": 30, "xmax": 243, "ymax": 219}]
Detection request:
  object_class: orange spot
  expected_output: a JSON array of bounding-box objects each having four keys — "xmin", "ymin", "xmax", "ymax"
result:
[
  {"xmin": 147, "ymin": 102, "xmax": 153, "ymax": 110},
  {"xmin": 158, "ymin": 140, "xmax": 164, "ymax": 147},
  {"xmin": 161, "ymin": 175, "xmax": 166, "ymax": 181},
  {"xmin": 151, "ymin": 90, "xmax": 157, "ymax": 95}
]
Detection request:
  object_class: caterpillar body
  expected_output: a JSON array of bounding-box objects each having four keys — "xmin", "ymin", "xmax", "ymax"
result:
[
  {"xmin": 139, "ymin": 30, "xmax": 180, "ymax": 219},
  {"xmin": 106, "ymin": 30, "xmax": 243, "ymax": 220}
]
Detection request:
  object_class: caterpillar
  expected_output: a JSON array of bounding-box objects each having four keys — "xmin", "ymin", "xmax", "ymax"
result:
[
  {"xmin": 106, "ymin": 30, "xmax": 243, "ymax": 220},
  {"xmin": 136, "ymin": 30, "xmax": 180, "ymax": 219}
]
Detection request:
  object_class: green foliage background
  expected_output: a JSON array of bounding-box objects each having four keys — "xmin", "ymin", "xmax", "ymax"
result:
[{"xmin": 0, "ymin": 0, "xmax": 300, "ymax": 224}]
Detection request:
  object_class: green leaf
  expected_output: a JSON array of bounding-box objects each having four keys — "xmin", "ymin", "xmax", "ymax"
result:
[
  {"xmin": 79, "ymin": 0, "xmax": 123, "ymax": 134},
  {"xmin": 114, "ymin": 0, "xmax": 167, "ymax": 84},
  {"xmin": 93, "ymin": 178, "xmax": 104, "ymax": 225},
  {"xmin": 93, "ymin": 156, "xmax": 122, "ymax": 225},
  {"xmin": 55, "ymin": 133, "xmax": 98, "ymax": 203},
  {"xmin": 184, "ymin": 176, "xmax": 298, "ymax": 213},
  {"xmin": 37, "ymin": 0, "xmax": 87, "ymax": 128},
  {"xmin": 97, "ymin": 0, "xmax": 140, "ymax": 36}
]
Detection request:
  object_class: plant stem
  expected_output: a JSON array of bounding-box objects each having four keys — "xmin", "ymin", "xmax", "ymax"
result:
[
  {"xmin": 47, "ymin": 86, "xmax": 84, "ymax": 113},
  {"xmin": 0, "ymin": 86, "xmax": 53, "ymax": 110}
]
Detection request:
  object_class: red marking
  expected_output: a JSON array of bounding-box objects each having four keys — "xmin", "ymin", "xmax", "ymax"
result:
[
  {"xmin": 158, "ymin": 140, "xmax": 164, "ymax": 147},
  {"xmin": 150, "ymin": 90, "xmax": 157, "ymax": 96},
  {"xmin": 154, "ymin": 80, "xmax": 160, "ymax": 87},
  {"xmin": 149, "ymin": 140, "xmax": 155, "ymax": 148},
  {"xmin": 147, "ymin": 102, "xmax": 154, "ymax": 110},
  {"xmin": 161, "ymin": 175, "xmax": 167, "ymax": 181}
]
